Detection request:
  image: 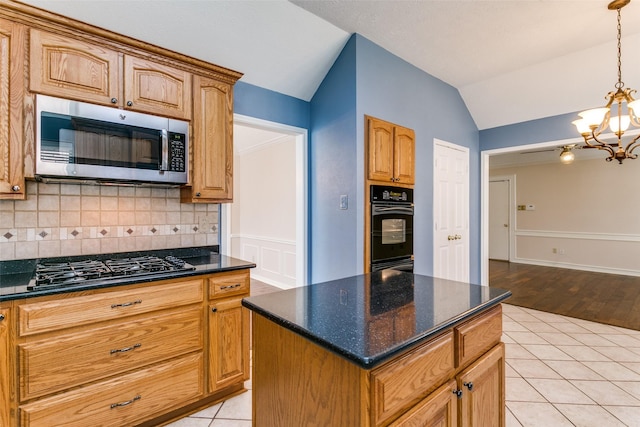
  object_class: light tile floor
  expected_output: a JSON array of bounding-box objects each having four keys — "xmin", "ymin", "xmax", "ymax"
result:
[{"xmin": 168, "ymin": 303, "xmax": 640, "ymax": 426}]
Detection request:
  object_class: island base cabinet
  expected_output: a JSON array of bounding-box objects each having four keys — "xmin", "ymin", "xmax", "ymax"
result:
[
  {"xmin": 19, "ymin": 352, "xmax": 204, "ymax": 427},
  {"xmin": 457, "ymin": 343, "xmax": 505, "ymax": 427}
]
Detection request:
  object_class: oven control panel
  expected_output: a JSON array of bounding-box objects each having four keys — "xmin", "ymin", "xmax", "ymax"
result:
[{"xmin": 371, "ymin": 185, "xmax": 413, "ymax": 203}]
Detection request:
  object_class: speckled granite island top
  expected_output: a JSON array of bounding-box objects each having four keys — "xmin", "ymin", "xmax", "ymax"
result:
[{"xmin": 242, "ymin": 270, "xmax": 511, "ymax": 369}]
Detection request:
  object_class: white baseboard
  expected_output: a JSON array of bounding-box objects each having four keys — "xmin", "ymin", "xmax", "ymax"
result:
[{"xmin": 512, "ymin": 257, "xmax": 640, "ymax": 277}]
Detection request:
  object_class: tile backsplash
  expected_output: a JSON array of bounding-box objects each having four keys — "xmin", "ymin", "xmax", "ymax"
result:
[{"xmin": 0, "ymin": 181, "xmax": 219, "ymax": 260}]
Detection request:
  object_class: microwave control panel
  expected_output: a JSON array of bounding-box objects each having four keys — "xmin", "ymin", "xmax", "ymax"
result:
[{"xmin": 169, "ymin": 133, "xmax": 187, "ymax": 172}]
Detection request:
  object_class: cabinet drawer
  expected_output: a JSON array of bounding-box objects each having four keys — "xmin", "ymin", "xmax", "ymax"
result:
[
  {"xmin": 209, "ymin": 270, "xmax": 249, "ymax": 299},
  {"xmin": 19, "ymin": 306, "xmax": 203, "ymax": 401},
  {"xmin": 390, "ymin": 380, "xmax": 457, "ymax": 427},
  {"xmin": 20, "ymin": 352, "xmax": 204, "ymax": 427},
  {"xmin": 371, "ymin": 331, "xmax": 454, "ymax": 427},
  {"xmin": 18, "ymin": 279, "xmax": 204, "ymax": 336},
  {"xmin": 455, "ymin": 305, "xmax": 502, "ymax": 368}
]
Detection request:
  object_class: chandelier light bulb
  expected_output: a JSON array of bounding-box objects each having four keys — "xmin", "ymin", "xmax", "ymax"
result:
[
  {"xmin": 578, "ymin": 108, "xmax": 609, "ymax": 128},
  {"xmin": 559, "ymin": 148, "xmax": 575, "ymax": 164},
  {"xmin": 609, "ymin": 115, "xmax": 631, "ymax": 134}
]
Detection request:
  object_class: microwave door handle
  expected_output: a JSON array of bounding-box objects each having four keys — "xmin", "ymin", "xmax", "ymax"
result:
[{"xmin": 160, "ymin": 129, "xmax": 169, "ymax": 171}]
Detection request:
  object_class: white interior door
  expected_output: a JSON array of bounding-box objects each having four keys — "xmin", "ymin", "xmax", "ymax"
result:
[
  {"xmin": 489, "ymin": 179, "xmax": 510, "ymax": 261},
  {"xmin": 433, "ymin": 140, "xmax": 469, "ymax": 282}
]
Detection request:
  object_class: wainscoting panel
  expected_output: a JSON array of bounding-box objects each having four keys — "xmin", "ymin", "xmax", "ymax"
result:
[
  {"xmin": 514, "ymin": 230, "xmax": 640, "ymax": 276},
  {"xmin": 231, "ymin": 235, "xmax": 296, "ymax": 288}
]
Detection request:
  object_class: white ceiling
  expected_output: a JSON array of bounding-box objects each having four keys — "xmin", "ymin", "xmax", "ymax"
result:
[{"xmin": 17, "ymin": 0, "xmax": 640, "ymax": 130}]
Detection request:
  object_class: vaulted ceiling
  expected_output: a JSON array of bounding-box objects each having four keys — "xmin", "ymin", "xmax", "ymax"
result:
[{"xmin": 18, "ymin": 0, "xmax": 640, "ymax": 131}]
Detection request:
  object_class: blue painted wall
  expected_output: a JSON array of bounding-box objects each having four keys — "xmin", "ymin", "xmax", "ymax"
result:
[
  {"xmin": 234, "ymin": 34, "xmax": 483, "ymax": 285},
  {"xmin": 307, "ymin": 34, "xmax": 480, "ymax": 283},
  {"xmin": 308, "ymin": 36, "xmax": 358, "ymax": 283},
  {"xmin": 479, "ymin": 112, "xmax": 579, "ymax": 150},
  {"xmin": 234, "ymin": 81, "xmax": 310, "ymax": 130},
  {"xmin": 353, "ymin": 35, "xmax": 479, "ymax": 281}
]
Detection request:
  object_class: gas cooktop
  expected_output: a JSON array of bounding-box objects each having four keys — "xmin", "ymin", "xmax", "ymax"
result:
[{"xmin": 28, "ymin": 255, "xmax": 195, "ymax": 290}]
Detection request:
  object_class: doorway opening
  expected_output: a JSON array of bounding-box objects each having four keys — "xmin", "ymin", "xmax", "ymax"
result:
[{"xmin": 221, "ymin": 114, "xmax": 308, "ymax": 288}]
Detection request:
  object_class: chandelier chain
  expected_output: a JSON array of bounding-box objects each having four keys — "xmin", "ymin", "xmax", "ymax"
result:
[{"xmin": 616, "ymin": 7, "xmax": 623, "ymax": 89}]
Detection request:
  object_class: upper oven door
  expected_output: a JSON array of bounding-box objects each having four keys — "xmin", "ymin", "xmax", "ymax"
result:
[
  {"xmin": 371, "ymin": 203, "xmax": 414, "ymax": 262},
  {"xmin": 36, "ymin": 94, "xmax": 188, "ymax": 184}
]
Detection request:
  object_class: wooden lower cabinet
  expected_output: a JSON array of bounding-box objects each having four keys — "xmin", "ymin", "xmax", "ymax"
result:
[
  {"xmin": 4, "ymin": 269, "xmax": 251, "ymax": 427},
  {"xmin": 457, "ymin": 343, "xmax": 505, "ymax": 427},
  {"xmin": 20, "ymin": 353, "xmax": 204, "ymax": 427},
  {"xmin": 252, "ymin": 304, "xmax": 505, "ymax": 427},
  {"xmin": 208, "ymin": 297, "xmax": 250, "ymax": 392},
  {"xmin": 0, "ymin": 306, "xmax": 13, "ymax": 427}
]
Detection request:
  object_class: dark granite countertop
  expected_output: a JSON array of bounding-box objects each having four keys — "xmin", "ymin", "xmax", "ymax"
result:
[
  {"xmin": 0, "ymin": 246, "xmax": 255, "ymax": 301},
  {"xmin": 242, "ymin": 270, "xmax": 511, "ymax": 369}
]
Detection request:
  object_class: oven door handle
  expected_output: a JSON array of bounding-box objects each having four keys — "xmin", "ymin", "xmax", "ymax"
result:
[{"xmin": 372, "ymin": 206, "xmax": 414, "ymax": 215}]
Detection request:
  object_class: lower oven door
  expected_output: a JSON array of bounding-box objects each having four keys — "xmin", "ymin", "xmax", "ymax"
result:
[{"xmin": 371, "ymin": 203, "xmax": 414, "ymax": 263}]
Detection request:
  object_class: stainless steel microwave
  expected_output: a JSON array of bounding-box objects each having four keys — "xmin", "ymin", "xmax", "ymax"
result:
[{"xmin": 35, "ymin": 94, "xmax": 189, "ymax": 186}]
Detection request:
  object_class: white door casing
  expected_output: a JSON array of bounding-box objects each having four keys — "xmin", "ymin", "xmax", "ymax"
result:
[
  {"xmin": 488, "ymin": 178, "xmax": 511, "ymax": 261},
  {"xmin": 433, "ymin": 139, "xmax": 469, "ymax": 282}
]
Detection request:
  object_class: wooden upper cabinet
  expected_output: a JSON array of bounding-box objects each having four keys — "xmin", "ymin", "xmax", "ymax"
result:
[
  {"xmin": 0, "ymin": 18, "xmax": 25, "ymax": 199},
  {"xmin": 124, "ymin": 56, "xmax": 191, "ymax": 120},
  {"xmin": 29, "ymin": 29, "xmax": 120, "ymax": 106},
  {"xmin": 30, "ymin": 29, "xmax": 191, "ymax": 120},
  {"xmin": 182, "ymin": 75, "xmax": 233, "ymax": 202},
  {"xmin": 367, "ymin": 116, "xmax": 415, "ymax": 185}
]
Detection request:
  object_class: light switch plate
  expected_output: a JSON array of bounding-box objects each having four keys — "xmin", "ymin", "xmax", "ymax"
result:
[{"xmin": 340, "ymin": 195, "xmax": 348, "ymax": 210}]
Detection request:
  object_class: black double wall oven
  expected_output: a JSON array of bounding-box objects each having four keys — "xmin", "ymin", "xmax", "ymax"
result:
[{"xmin": 370, "ymin": 185, "xmax": 414, "ymax": 273}]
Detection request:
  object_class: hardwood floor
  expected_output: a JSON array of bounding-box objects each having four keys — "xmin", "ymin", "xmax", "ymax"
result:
[{"xmin": 489, "ymin": 260, "xmax": 640, "ymax": 330}]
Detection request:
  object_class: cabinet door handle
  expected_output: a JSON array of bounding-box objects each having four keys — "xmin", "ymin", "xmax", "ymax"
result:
[
  {"xmin": 220, "ymin": 283, "xmax": 241, "ymax": 290},
  {"xmin": 211, "ymin": 307, "xmax": 218, "ymax": 313},
  {"xmin": 453, "ymin": 389, "xmax": 463, "ymax": 398},
  {"xmin": 111, "ymin": 300, "xmax": 142, "ymax": 309},
  {"xmin": 0, "ymin": 314, "xmax": 5, "ymax": 321},
  {"xmin": 126, "ymin": 100, "xmax": 133, "ymax": 107},
  {"xmin": 110, "ymin": 395, "xmax": 141, "ymax": 409},
  {"xmin": 464, "ymin": 381, "xmax": 474, "ymax": 391},
  {"xmin": 11, "ymin": 185, "xmax": 20, "ymax": 192},
  {"xmin": 110, "ymin": 97, "xmax": 118, "ymax": 104},
  {"xmin": 110, "ymin": 343, "xmax": 142, "ymax": 354}
]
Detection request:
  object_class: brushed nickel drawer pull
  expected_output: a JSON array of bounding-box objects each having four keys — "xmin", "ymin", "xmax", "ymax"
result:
[
  {"xmin": 110, "ymin": 394, "xmax": 141, "ymax": 409},
  {"xmin": 110, "ymin": 343, "xmax": 142, "ymax": 354},
  {"xmin": 220, "ymin": 283, "xmax": 242, "ymax": 290},
  {"xmin": 111, "ymin": 300, "xmax": 142, "ymax": 309}
]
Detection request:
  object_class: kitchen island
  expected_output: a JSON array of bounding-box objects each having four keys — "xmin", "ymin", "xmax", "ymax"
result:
[{"xmin": 242, "ymin": 270, "xmax": 511, "ymax": 427}]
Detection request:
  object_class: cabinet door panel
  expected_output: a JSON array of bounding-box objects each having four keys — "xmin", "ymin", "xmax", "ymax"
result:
[
  {"xmin": 394, "ymin": 126, "xmax": 415, "ymax": 185},
  {"xmin": 0, "ymin": 307, "xmax": 11, "ymax": 427},
  {"xmin": 458, "ymin": 343, "xmax": 505, "ymax": 427},
  {"xmin": 124, "ymin": 56, "xmax": 191, "ymax": 120},
  {"xmin": 0, "ymin": 18, "xmax": 25, "ymax": 198},
  {"xmin": 30, "ymin": 29, "xmax": 119, "ymax": 105},
  {"xmin": 368, "ymin": 117, "xmax": 394, "ymax": 182},
  {"xmin": 391, "ymin": 380, "xmax": 457, "ymax": 427},
  {"xmin": 184, "ymin": 75, "xmax": 233, "ymax": 202},
  {"xmin": 208, "ymin": 297, "xmax": 249, "ymax": 391}
]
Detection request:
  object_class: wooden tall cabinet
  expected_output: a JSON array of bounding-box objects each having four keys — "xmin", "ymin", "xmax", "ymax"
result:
[
  {"xmin": 366, "ymin": 116, "xmax": 415, "ymax": 185},
  {"xmin": 182, "ymin": 75, "xmax": 234, "ymax": 202},
  {"xmin": 0, "ymin": 18, "xmax": 25, "ymax": 199}
]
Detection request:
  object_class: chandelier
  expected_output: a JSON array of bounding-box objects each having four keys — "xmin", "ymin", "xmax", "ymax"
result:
[{"xmin": 572, "ymin": 0, "xmax": 640, "ymax": 164}]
